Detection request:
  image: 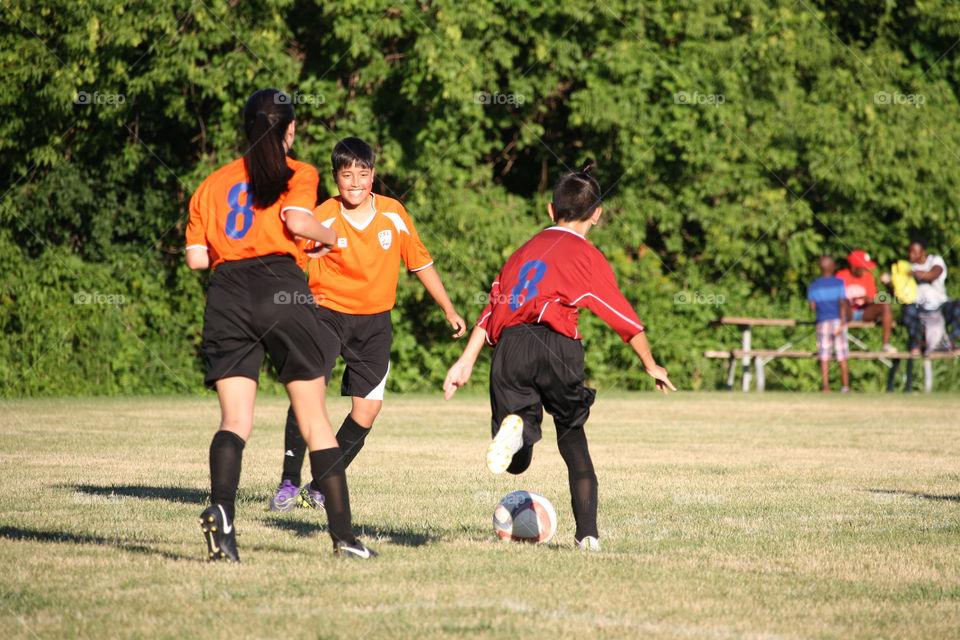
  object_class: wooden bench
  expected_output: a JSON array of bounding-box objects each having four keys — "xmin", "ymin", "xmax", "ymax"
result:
[{"xmin": 705, "ymin": 316, "xmax": 956, "ymax": 392}]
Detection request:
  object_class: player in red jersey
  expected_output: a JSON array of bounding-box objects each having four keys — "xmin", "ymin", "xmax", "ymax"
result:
[
  {"xmin": 443, "ymin": 159, "xmax": 675, "ymax": 551},
  {"xmin": 186, "ymin": 89, "xmax": 375, "ymax": 561}
]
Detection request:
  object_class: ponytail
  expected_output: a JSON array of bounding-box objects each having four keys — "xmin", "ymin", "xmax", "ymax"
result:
[{"xmin": 242, "ymin": 89, "xmax": 295, "ymax": 209}]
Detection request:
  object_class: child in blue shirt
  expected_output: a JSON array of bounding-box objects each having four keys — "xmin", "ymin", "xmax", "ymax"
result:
[{"xmin": 807, "ymin": 255, "xmax": 850, "ymax": 392}]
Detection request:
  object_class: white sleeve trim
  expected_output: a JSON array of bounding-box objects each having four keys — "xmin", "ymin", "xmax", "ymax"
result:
[
  {"xmin": 409, "ymin": 261, "xmax": 434, "ymax": 273},
  {"xmin": 382, "ymin": 211, "xmax": 410, "ymax": 235},
  {"xmin": 320, "ymin": 217, "xmax": 336, "ymax": 228},
  {"xmin": 570, "ymin": 292, "xmax": 644, "ymax": 331},
  {"xmin": 280, "ymin": 205, "xmax": 315, "ymax": 222},
  {"xmin": 186, "ymin": 244, "xmax": 209, "ymax": 252}
]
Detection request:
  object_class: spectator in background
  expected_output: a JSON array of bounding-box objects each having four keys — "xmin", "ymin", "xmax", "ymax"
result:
[
  {"xmin": 836, "ymin": 249, "xmax": 896, "ymax": 353},
  {"xmin": 900, "ymin": 237, "xmax": 960, "ymax": 355},
  {"xmin": 808, "ymin": 256, "xmax": 850, "ymax": 393}
]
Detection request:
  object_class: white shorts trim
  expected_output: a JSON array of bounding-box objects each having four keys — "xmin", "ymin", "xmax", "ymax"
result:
[{"xmin": 364, "ymin": 362, "xmax": 390, "ymax": 401}]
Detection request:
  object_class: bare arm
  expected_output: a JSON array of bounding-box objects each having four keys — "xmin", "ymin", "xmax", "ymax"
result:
[
  {"xmin": 414, "ymin": 265, "xmax": 467, "ymax": 338},
  {"xmin": 186, "ymin": 247, "xmax": 211, "ymax": 270},
  {"xmin": 628, "ymin": 332, "xmax": 676, "ymax": 394},
  {"xmin": 914, "ymin": 265, "xmax": 944, "ymax": 282},
  {"xmin": 443, "ymin": 325, "xmax": 487, "ymax": 399},
  {"xmin": 284, "ymin": 210, "xmax": 337, "ymax": 250}
]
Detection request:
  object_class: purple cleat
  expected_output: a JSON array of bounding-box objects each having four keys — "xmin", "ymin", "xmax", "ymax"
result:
[{"xmin": 270, "ymin": 479, "xmax": 300, "ymax": 512}]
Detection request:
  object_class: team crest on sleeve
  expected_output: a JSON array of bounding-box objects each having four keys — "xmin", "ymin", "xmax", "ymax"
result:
[{"xmin": 378, "ymin": 230, "xmax": 392, "ymax": 250}]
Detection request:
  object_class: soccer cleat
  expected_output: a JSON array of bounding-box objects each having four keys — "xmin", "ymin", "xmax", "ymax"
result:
[
  {"xmin": 298, "ymin": 484, "xmax": 325, "ymax": 510},
  {"xmin": 200, "ymin": 504, "xmax": 240, "ymax": 562},
  {"xmin": 486, "ymin": 414, "xmax": 524, "ymax": 474},
  {"xmin": 575, "ymin": 536, "xmax": 601, "ymax": 551},
  {"xmin": 270, "ymin": 479, "xmax": 300, "ymax": 512},
  {"xmin": 334, "ymin": 540, "xmax": 378, "ymax": 559},
  {"xmin": 881, "ymin": 344, "xmax": 897, "ymax": 354}
]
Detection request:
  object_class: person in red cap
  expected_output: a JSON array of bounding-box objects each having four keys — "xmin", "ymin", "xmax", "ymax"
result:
[{"xmin": 836, "ymin": 249, "xmax": 896, "ymax": 352}]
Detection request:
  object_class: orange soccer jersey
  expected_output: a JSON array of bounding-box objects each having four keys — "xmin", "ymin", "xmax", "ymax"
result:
[
  {"xmin": 186, "ymin": 157, "xmax": 319, "ymax": 269},
  {"xmin": 307, "ymin": 194, "xmax": 433, "ymax": 314}
]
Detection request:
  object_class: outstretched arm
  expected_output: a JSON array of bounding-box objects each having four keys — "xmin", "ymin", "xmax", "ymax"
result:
[
  {"xmin": 628, "ymin": 332, "xmax": 676, "ymax": 394},
  {"xmin": 443, "ymin": 325, "xmax": 487, "ymax": 400},
  {"xmin": 415, "ymin": 265, "xmax": 467, "ymax": 338},
  {"xmin": 284, "ymin": 210, "xmax": 337, "ymax": 253}
]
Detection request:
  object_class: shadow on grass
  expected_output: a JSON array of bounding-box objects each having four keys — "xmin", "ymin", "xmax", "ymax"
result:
[
  {"xmin": 69, "ymin": 484, "xmax": 207, "ymax": 504},
  {"xmin": 261, "ymin": 517, "xmax": 435, "ymax": 547},
  {"xmin": 867, "ymin": 489, "xmax": 960, "ymax": 503},
  {"xmin": 0, "ymin": 525, "xmax": 193, "ymax": 561}
]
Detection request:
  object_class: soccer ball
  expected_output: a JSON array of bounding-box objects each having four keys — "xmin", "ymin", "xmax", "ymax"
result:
[{"xmin": 493, "ymin": 490, "xmax": 558, "ymax": 543}]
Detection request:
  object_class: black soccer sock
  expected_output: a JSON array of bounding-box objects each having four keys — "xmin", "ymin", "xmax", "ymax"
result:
[
  {"xmin": 281, "ymin": 405, "xmax": 307, "ymax": 486},
  {"xmin": 209, "ymin": 430, "xmax": 245, "ymax": 522},
  {"xmin": 336, "ymin": 413, "xmax": 371, "ymax": 470},
  {"xmin": 556, "ymin": 425, "xmax": 598, "ymax": 540},
  {"xmin": 506, "ymin": 444, "xmax": 533, "ymax": 475},
  {"xmin": 308, "ymin": 447, "xmax": 357, "ymax": 545}
]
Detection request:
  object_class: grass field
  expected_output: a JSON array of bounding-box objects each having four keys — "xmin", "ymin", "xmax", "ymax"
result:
[{"xmin": 1, "ymin": 392, "xmax": 959, "ymax": 639}]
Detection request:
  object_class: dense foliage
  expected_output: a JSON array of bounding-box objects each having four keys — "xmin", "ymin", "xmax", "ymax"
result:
[{"xmin": 3, "ymin": 0, "xmax": 960, "ymax": 395}]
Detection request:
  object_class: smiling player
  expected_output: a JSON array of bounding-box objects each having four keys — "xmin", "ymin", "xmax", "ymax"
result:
[{"xmin": 269, "ymin": 137, "xmax": 467, "ymax": 511}]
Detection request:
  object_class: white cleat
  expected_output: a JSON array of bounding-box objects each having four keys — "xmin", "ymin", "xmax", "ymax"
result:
[
  {"xmin": 486, "ymin": 414, "xmax": 524, "ymax": 474},
  {"xmin": 575, "ymin": 536, "xmax": 601, "ymax": 551}
]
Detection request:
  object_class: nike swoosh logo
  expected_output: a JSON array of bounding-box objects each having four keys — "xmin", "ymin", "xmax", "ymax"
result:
[
  {"xmin": 218, "ymin": 504, "xmax": 233, "ymax": 534},
  {"xmin": 345, "ymin": 546, "xmax": 370, "ymax": 558}
]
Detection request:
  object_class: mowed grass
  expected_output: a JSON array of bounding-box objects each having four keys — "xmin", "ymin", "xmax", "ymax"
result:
[{"xmin": 1, "ymin": 392, "xmax": 959, "ymax": 639}]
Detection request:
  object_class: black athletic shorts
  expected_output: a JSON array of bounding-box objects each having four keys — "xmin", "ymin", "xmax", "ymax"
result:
[
  {"xmin": 201, "ymin": 254, "xmax": 328, "ymax": 389},
  {"xmin": 314, "ymin": 306, "xmax": 392, "ymax": 400},
  {"xmin": 489, "ymin": 324, "xmax": 597, "ymax": 445}
]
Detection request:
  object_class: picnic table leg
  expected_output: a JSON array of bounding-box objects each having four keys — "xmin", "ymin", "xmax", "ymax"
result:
[
  {"xmin": 886, "ymin": 359, "xmax": 899, "ymax": 392},
  {"xmin": 923, "ymin": 358, "xmax": 933, "ymax": 393},
  {"xmin": 726, "ymin": 356, "xmax": 737, "ymax": 390},
  {"xmin": 905, "ymin": 358, "xmax": 914, "ymax": 391},
  {"xmin": 741, "ymin": 326, "xmax": 752, "ymax": 392},
  {"xmin": 755, "ymin": 357, "xmax": 765, "ymax": 391}
]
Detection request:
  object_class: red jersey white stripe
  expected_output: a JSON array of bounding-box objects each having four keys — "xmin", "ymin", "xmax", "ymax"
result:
[{"xmin": 476, "ymin": 227, "xmax": 644, "ymax": 345}]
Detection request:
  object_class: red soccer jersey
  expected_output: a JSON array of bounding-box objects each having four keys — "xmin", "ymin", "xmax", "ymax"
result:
[
  {"xmin": 186, "ymin": 157, "xmax": 319, "ymax": 269},
  {"xmin": 476, "ymin": 226, "xmax": 645, "ymax": 345}
]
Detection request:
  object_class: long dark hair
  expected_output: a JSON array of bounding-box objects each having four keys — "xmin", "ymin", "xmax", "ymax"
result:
[
  {"xmin": 552, "ymin": 158, "xmax": 601, "ymax": 222},
  {"xmin": 242, "ymin": 89, "xmax": 295, "ymax": 209}
]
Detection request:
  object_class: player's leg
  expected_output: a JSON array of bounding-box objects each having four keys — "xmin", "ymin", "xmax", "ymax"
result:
[
  {"xmin": 286, "ymin": 378, "xmax": 375, "ymax": 557},
  {"xmin": 258, "ymin": 262, "xmax": 375, "ymax": 557},
  {"xmin": 335, "ymin": 310, "xmax": 392, "ymax": 469},
  {"xmin": 271, "ymin": 305, "xmax": 340, "ymax": 511},
  {"xmin": 555, "ymin": 424, "xmax": 599, "ymax": 549},
  {"xmin": 201, "ymin": 375, "xmax": 256, "ymax": 562},
  {"xmin": 538, "ymin": 328, "xmax": 599, "ymax": 549},
  {"xmin": 488, "ymin": 327, "xmax": 545, "ymax": 475},
  {"xmin": 197, "ymin": 263, "xmax": 263, "ymax": 562}
]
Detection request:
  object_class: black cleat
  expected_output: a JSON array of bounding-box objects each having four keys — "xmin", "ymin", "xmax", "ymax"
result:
[
  {"xmin": 333, "ymin": 539, "xmax": 378, "ymax": 559},
  {"xmin": 200, "ymin": 504, "xmax": 240, "ymax": 562}
]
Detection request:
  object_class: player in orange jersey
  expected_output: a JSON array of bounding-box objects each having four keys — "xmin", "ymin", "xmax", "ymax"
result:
[
  {"xmin": 187, "ymin": 90, "xmax": 375, "ymax": 560},
  {"xmin": 269, "ymin": 137, "xmax": 467, "ymax": 511}
]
